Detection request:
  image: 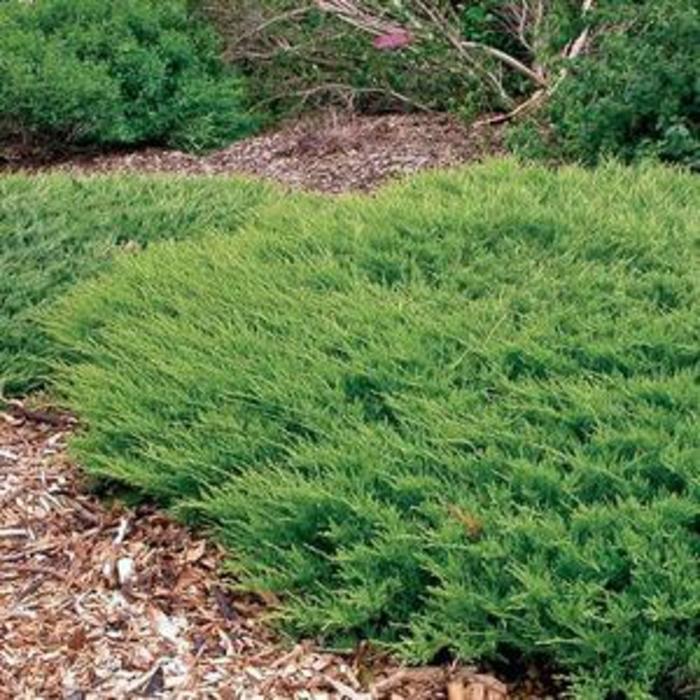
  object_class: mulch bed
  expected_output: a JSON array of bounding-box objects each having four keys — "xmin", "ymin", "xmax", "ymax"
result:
[
  {"xmin": 1, "ymin": 112, "xmax": 505, "ymax": 193},
  {"xmin": 0, "ymin": 407, "xmax": 516, "ymax": 699}
]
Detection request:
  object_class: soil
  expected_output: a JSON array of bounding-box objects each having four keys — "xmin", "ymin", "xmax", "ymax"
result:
[{"xmin": 1, "ymin": 112, "xmax": 505, "ymax": 193}]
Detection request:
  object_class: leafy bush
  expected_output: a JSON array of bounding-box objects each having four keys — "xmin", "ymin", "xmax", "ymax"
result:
[
  {"xmin": 201, "ymin": 0, "xmax": 536, "ymax": 116},
  {"xmin": 510, "ymin": 0, "xmax": 700, "ymax": 168},
  {"xmin": 0, "ymin": 0, "xmax": 258, "ymax": 153},
  {"xmin": 47, "ymin": 161, "xmax": 700, "ymax": 698},
  {"xmin": 0, "ymin": 174, "xmax": 281, "ymax": 395},
  {"xmin": 206, "ymin": 0, "xmax": 698, "ymax": 168}
]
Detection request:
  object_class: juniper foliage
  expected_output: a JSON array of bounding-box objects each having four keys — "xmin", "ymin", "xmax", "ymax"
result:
[
  {"xmin": 0, "ymin": 174, "xmax": 279, "ymax": 394},
  {"xmin": 47, "ymin": 161, "xmax": 700, "ymax": 698}
]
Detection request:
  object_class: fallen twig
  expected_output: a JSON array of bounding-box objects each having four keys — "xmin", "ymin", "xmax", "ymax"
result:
[{"xmin": 3, "ymin": 399, "xmax": 74, "ymax": 428}]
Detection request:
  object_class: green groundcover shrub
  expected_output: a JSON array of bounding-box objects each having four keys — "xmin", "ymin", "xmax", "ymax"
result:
[
  {"xmin": 48, "ymin": 161, "xmax": 700, "ymax": 698},
  {"xmin": 0, "ymin": 175, "xmax": 280, "ymax": 395},
  {"xmin": 0, "ymin": 0, "xmax": 258, "ymax": 153}
]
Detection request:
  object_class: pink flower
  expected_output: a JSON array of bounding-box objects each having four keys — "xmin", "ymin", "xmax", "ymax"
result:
[{"xmin": 373, "ymin": 29, "xmax": 413, "ymax": 51}]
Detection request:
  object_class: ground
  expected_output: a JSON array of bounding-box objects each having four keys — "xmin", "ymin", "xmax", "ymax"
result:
[
  {"xmin": 0, "ymin": 407, "xmax": 513, "ymax": 699},
  {"xmin": 2, "ymin": 112, "xmax": 504, "ymax": 193}
]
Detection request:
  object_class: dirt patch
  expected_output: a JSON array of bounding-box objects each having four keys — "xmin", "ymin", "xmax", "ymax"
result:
[
  {"xmin": 2, "ymin": 112, "xmax": 505, "ymax": 193},
  {"xmin": 0, "ymin": 408, "xmax": 517, "ymax": 699}
]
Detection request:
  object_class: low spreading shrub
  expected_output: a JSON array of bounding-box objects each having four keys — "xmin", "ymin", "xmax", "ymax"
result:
[
  {"xmin": 0, "ymin": 0, "xmax": 258, "ymax": 154},
  {"xmin": 0, "ymin": 174, "xmax": 280, "ymax": 395},
  {"xmin": 47, "ymin": 161, "xmax": 700, "ymax": 698}
]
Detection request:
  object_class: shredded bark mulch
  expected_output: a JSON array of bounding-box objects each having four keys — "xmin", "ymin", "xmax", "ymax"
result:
[
  {"xmin": 2, "ymin": 112, "xmax": 505, "ymax": 193},
  {"xmin": 0, "ymin": 409, "xmax": 519, "ymax": 699}
]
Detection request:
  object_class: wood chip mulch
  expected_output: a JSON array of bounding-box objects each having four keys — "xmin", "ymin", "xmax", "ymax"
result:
[
  {"xmin": 2, "ymin": 112, "xmax": 505, "ymax": 193},
  {"xmin": 0, "ymin": 408, "xmax": 515, "ymax": 699}
]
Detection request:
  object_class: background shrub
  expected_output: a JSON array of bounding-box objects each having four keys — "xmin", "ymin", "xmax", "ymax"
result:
[
  {"xmin": 47, "ymin": 161, "xmax": 700, "ymax": 698},
  {"xmin": 0, "ymin": 0, "xmax": 258, "ymax": 154},
  {"xmin": 510, "ymin": 0, "xmax": 700, "ymax": 168},
  {"xmin": 0, "ymin": 174, "xmax": 281, "ymax": 395},
  {"xmin": 200, "ymin": 0, "xmax": 539, "ymax": 117},
  {"xmin": 204, "ymin": 0, "xmax": 698, "ymax": 168}
]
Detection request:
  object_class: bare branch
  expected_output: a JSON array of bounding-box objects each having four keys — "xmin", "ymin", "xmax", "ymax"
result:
[
  {"xmin": 252, "ymin": 82, "xmax": 434, "ymax": 113},
  {"xmin": 474, "ymin": 88, "xmax": 547, "ymax": 126},
  {"xmin": 317, "ymin": 0, "xmax": 548, "ymax": 91},
  {"xmin": 229, "ymin": 6, "xmax": 315, "ymax": 49},
  {"xmin": 461, "ymin": 41, "xmax": 547, "ymax": 87},
  {"xmin": 564, "ymin": 0, "xmax": 596, "ymax": 59}
]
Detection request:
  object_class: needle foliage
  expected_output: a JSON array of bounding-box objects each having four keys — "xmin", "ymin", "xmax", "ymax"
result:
[
  {"xmin": 47, "ymin": 161, "xmax": 700, "ymax": 698},
  {"xmin": 0, "ymin": 174, "xmax": 279, "ymax": 395},
  {"xmin": 0, "ymin": 0, "xmax": 259, "ymax": 154}
]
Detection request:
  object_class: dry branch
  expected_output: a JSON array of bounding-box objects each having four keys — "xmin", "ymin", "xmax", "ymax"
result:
[{"xmin": 317, "ymin": 0, "xmax": 598, "ymax": 122}]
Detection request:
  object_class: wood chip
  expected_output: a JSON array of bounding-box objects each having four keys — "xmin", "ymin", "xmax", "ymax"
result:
[
  {"xmin": 3, "ymin": 112, "xmax": 505, "ymax": 194},
  {"xmin": 0, "ymin": 411, "xmax": 518, "ymax": 699},
  {"xmin": 448, "ymin": 680, "xmax": 465, "ymax": 700}
]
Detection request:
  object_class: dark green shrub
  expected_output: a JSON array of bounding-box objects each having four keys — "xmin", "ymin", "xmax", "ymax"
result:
[
  {"xmin": 510, "ymin": 0, "xmax": 700, "ymax": 168},
  {"xmin": 0, "ymin": 0, "xmax": 258, "ymax": 153},
  {"xmin": 0, "ymin": 174, "xmax": 282, "ymax": 395},
  {"xmin": 47, "ymin": 162, "xmax": 700, "ymax": 698}
]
